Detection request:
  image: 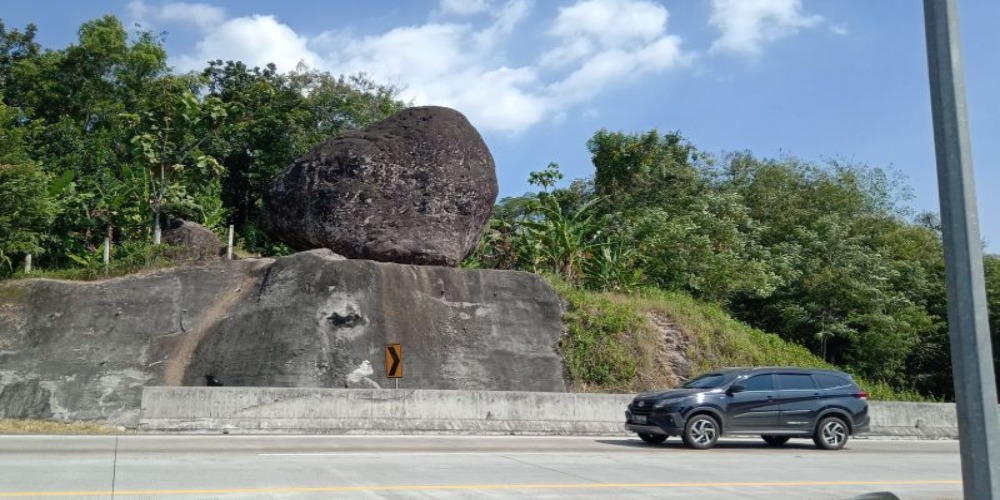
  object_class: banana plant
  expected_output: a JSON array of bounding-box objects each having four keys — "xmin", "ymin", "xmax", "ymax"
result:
[{"xmin": 521, "ymin": 194, "xmax": 607, "ymax": 285}]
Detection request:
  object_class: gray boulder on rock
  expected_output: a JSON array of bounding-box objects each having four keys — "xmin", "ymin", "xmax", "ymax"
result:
[
  {"xmin": 162, "ymin": 219, "xmax": 223, "ymax": 262},
  {"xmin": 262, "ymin": 106, "xmax": 498, "ymax": 267}
]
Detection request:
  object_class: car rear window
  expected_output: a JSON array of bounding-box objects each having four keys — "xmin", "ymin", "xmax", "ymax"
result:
[
  {"xmin": 813, "ymin": 373, "xmax": 854, "ymax": 390},
  {"xmin": 777, "ymin": 373, "xmax": 816, "ymax": 390}
]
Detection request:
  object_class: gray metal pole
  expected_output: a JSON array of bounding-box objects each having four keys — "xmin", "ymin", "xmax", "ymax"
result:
[{"xmin": 923, "ymin": 1, "xmax": 1000, "ymax": 498}]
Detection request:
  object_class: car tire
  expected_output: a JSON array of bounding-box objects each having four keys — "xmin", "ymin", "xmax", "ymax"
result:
[
  {"xmin": 637, "ymin": 433, "xmax": 668, "ymax": 444},
  {"xmin": 682, "ymin": 414, "xmax": 720, "ymax": 450},
  {"xmin": 761, "ymin": 435, "xmax": 790, "ymax": 446},
  {"xmin": 813, "ymin": 416, "xmax": 849, "ymax": 450}
]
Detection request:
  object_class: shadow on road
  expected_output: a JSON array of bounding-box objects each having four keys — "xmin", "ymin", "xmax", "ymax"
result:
[{"xmin": 595, "ymin": 438, "xmax": 826, "ymax": 451}]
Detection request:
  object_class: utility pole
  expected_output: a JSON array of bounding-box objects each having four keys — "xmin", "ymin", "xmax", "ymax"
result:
[{"xmin": 923, "ymin": 1, "xmax": 1000, "ymax": 498}]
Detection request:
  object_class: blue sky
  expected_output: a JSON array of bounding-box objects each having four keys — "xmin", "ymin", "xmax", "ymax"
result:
[{"xmin": 3, "ymin": 1, "xmax": 998, "ymax": 251}]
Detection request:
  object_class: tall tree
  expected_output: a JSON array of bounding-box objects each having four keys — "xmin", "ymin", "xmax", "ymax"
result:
[
  {"xmin": 126, "ymin": 75, "xmax": 227, "ymax": 241},
  {"xmin": 0, "ymin": 20, "xmax": 40, "ymax": 101}
]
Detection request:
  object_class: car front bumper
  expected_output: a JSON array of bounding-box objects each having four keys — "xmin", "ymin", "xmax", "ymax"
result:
[{"xmin": 625, "ymin": 409, "xmax": 685, "ymax": 436}]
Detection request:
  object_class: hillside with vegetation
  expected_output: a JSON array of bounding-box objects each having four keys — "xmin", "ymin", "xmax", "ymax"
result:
[
  {"xmin": 1, "ymin": 16, "xmax": 998, "ymax": 402},
  {"xmin": 464, "ymin": 133, "xmax": 1000, "ymax": 402},
  {"xmin": 552, "ymin": 280, "xmax": 925, "ymax": 400}
]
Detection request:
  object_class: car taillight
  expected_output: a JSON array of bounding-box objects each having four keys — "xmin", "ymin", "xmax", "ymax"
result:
[{"xmin": 855, "ymin": 391, "xmax": 869, "ymax": 400}]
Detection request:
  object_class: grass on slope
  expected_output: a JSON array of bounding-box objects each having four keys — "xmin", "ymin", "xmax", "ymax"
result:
[
  {"xmin": 551, "ymin": 279, "xmax": 928, "ymax": 401},
  {"xmin": 0, "ymin": 419, "xmax": 120, "ymax": 434}
]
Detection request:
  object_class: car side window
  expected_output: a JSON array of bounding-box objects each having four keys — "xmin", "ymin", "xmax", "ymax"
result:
[
  {"xmin": 813, "ymin": 374, "xmax": 852, "ymax": 390},
  {"xmin": 777, "ymin": 373, "xmax": 816, "ymax": 390},
  {"xmin": 742, "ymin": 374, "xmax": 775, "ymax": 391}
]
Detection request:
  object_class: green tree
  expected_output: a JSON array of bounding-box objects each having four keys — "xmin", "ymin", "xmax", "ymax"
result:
[
  {"xmin": 0, "ymin": 163, "xmax": 58, "ymax": 274},
  {"xmin": 0, "ymin": 20, "xmax": 40, "ymax": 100},
  {"xmin": 589, "ymin": 129, "xmax": 701, "ymax": 210},
  {"xmin": 587, "ymin": 132, "xmax": 778, "ymax": 301},
  {"xmin": 3, "ymin": 16, "xmax": 176, "ymax": 265},
  {"xmin": 722, "ymin": 156, "xmax": 928, "ymax": 383},
  {"xmin": 125, "ymin": 76, "xmax": 227, "ymax": 240}
]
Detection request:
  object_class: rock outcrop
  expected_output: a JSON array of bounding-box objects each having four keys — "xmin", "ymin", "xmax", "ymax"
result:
[
  {"xmin": 262, "ymin": 106, "xmax": 498, "ymax": 266},
  {"xmin": 162, "ymin": 219, "xmax": 223, "ymax": 262},
  {"xmin": 0, "ymin": 251, "xmax": 566, "ymax": 424}
]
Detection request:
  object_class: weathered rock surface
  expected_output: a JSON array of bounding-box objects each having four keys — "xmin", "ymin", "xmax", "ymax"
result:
[
  {"xmin": 162, "ymin": 219, "xmax": 222, "ymax": 262},
  {"xmin": 0, "ymin": 250, "xmax": 566, "ymax": 425},
  {"xmin": 262, "ymin": 106, "xmax": 498, "ymax": 266}
]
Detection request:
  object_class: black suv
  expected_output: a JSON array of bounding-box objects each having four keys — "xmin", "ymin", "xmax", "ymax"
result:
[{"xmin": 625, "ymin": 367, "xmax": 870, "ymax": 450}]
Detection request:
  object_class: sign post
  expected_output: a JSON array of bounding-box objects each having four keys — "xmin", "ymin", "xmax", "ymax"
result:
[{"xmin": 385, "ymin": 343, "xmax": 403, "ymax": 388}]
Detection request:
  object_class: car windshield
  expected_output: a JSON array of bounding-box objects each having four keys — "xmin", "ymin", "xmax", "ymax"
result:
[{"xmin": 681, "ymin": 373, "xmax": 733, "ymax": 389}]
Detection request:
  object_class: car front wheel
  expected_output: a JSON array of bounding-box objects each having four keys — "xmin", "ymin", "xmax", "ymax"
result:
[
  {"xmin": 813, "ymin": 416, "xmax": 849, "ymax": 450},
  {"xmin": 682, "ymin": 414, "xmax": 720, "ymax": 450},
  {"xmin": 761, "ymin": 435, "xmax": 790, "ymax": 446},
  {"xmin": 637, "ymin": 432, "xmax": 667, "ymax": 444}
]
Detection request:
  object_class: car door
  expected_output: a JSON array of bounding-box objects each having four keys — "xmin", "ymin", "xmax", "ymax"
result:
[
  {"xmin": 726, "ymin": 373, "xmax": 780, "ymax": 431},
  {"xmin": 776, "ymin": 373, "xmax": 821, "ymax": 432}
]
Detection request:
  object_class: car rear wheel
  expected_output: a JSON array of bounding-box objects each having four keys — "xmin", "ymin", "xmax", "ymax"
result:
[
  {"xmin": 813, "ymin": 416, "xmax": 849, "ymax": 450},
  {"xmin": 761, "ymin": 435, "xmax": 790, "ymax": 446},
  {"xmin": 637, "ymin": 432, "xmax": 667, "ymax": 444},
  {"xmin": 682, "ymin": 414, "xmax": 719, "ymax": 450}
]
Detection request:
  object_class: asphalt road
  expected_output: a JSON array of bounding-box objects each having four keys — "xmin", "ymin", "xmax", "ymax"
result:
[{"xmin": 0, "ymin": 435, "xmax": 961, "ymax": 499}]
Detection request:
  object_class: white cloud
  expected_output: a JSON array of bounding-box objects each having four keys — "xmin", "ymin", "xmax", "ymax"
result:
[
  {"xmin": 542, "ymin": 0, "xmax": 687, "ymax": 104},
  {"xmin": 160, "ymin": 0, "xmax": 687, "ymax": 133},
  {"xmin": 323, "ymin": 21, "xmax": 550, "ymax": 132},
  {"xmin": 438, "ymin": 0, "xmax": 492, "ymax": 16},
  {"xmin": 549, "ymin": 0, "xmax": 669, "ymax": 50},
  {"xmin": 126, "ymin": 1, "xmax": 226, "ymax": 31},
  {"xmin": 709, "ymin": 0, "xmax": 822, "ymax": 56},
  {"xmin": 539, "ymin": 37, "xmax": 594, "ymax": 68},
  {"xmin": 475, "ymin": 0, "xmax": 533, "ymax": 49},
  {"xmin": 174, "ymin": 15, "xmax": 320, "ymax": 73},
  {"xmin": 551, "ymin": 35, "xmax": 684, "ymax": 102}
]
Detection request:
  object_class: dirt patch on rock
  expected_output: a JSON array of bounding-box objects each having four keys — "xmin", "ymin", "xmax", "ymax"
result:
[{"xmin": 161, "ymin": 261, "xmax": 270, "ymax": 385}]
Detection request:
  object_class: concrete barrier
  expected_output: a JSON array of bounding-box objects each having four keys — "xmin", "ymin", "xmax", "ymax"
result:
[
  {"xmin": 139, "ymin": 387, "xmax": 969, "ymax": 438},
  {"xmin": 868, "ymin": 401, "xmax": 958, "ymax": 438},
  {"xmin": 140, "ymin": 387, "xmax": 633, "ymax": 434}
]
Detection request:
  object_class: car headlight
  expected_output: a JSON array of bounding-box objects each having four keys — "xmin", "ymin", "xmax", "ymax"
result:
[{"xmin": 653, "ymin": 400, "xmax": 674, "ymax": 410}]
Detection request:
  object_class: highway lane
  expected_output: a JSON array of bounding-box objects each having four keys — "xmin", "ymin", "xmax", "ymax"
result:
[{"xmin": 0, "ymin": 435, "xmax": 962, "ymax": 499}]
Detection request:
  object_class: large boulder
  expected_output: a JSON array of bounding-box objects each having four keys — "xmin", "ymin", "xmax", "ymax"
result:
[{"xmin": 262, "ymin": 106, "xmax": 498, "ymax": 266}]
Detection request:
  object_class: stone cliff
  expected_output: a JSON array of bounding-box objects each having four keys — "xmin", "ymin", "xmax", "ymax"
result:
[{"xmin": 0, "ymin": 250, "xmax": 567, "ymax": 425}]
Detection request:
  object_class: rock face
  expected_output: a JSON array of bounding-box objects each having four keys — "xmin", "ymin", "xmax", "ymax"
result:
[
  {"xmin": 162, "ymin": 219, "xmax": 222, "ymax": 262},
  {"xmin": 262, "ymin": 106, "xmax": 498, "ymax": 266},
  {"xmin": 0, "ymin": 251, "xmax": 567, "ymax": 425}
]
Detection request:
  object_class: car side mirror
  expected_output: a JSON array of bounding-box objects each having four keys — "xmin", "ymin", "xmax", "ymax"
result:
[{"xmin": 727, "ymin": 384, "xmax": 745, "ymax": 395}]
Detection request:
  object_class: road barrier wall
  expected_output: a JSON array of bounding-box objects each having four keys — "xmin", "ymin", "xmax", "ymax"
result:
[{"xmin": 139, "ymin": 387, "xmax": 963, "ymax": 438}]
